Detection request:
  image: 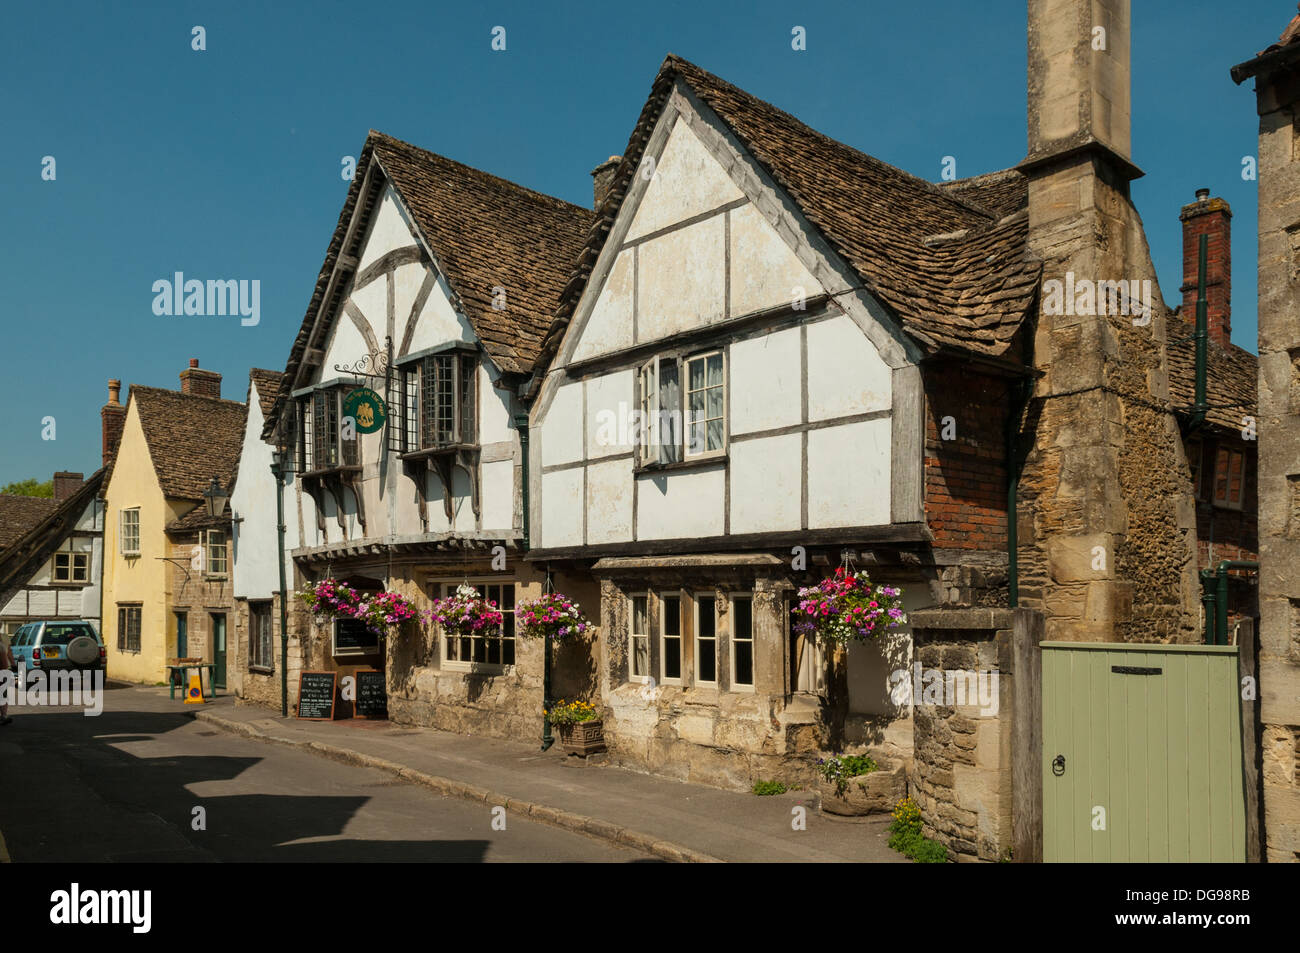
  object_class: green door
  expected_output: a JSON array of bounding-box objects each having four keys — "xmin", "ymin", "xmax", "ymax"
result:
[
  {"xmin": 1042, "ymin": 642, "xmax": 1245, "ymax": 862},
  {"xmin": 211, "ymin": 613, "xmax": 227, "ymax": 689},
  {"xmin": 175, "ymin": 612, "xmax": 188, "ymax": 657}
]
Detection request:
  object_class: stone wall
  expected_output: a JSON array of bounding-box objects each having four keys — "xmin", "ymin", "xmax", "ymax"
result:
[
  {"xmin": 1244, "ymin": 50, "xmax": 1300, "ymax": 863},
  {"xmin": 230, "ymin": 591, "xmax": 305, "ymax": 712},
  {"xmin": 907, "ymin": 608, "xmax": 1022, "ymax": 862}
]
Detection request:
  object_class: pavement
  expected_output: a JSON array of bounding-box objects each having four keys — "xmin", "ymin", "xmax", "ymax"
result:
[
  {"xmin": 0, "ymin": 683, "xmax": 652, "ymax": 863},
  {"xmin": 188, "ymin": 689, "xmax": 906, "ymax": 863}
]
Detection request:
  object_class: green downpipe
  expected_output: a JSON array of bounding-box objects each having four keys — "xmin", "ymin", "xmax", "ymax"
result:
[
  {"xmin": 1191, "ymin": 232, "xmax": 1209, "ymax": 430},
  {"xmin": 1201, "ymin": 560, "xmax": 1258, "ymax": 645}
]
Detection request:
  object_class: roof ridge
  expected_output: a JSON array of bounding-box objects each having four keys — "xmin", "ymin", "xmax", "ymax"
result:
[
  {"xmin": 662, "ymin": 54, "xmax": 995, "ymax": 224},
  {"xmin": 130, "ymin": 383, "xmax": 246, "ymax": 407},
  {"xmin": 367, "ymin": 129, "xmax": 590, "ymax": 215}
]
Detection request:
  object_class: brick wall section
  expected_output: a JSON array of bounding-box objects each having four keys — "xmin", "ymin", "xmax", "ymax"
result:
[
  {"xmin": 1179, "ymin": 194, "xmax": 1232, "ymax": 349},
  {"xmin": 923, "ymin": 363, "xmax": 1010, "ymax": 552}
]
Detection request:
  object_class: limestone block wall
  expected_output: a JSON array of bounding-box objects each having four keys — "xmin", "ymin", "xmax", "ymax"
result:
[
  {"xmin": 230, "ymin": 592, "xmax": 305, "ymax": 711},
  {"xmin": 908, "ymin": 611, "xmax": 1018, "ymax": 862}
]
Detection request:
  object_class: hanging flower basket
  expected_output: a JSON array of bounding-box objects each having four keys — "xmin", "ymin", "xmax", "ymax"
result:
[
  {"xmin": 793, "ymin": 569, "xmax": 906, "ymax": 647},
  {"xmin": 424, "ymin": 583, "xmax": 505, "ymax": 639},
  {"xmin": 297, "ymin": 578, "xmax": 361, "ymax": 619},
  {"xmin": 516, "ymin": 592, "xmax": 592, "ymax": 641},
  {"xmin": 353, "ymin": 590, "xmax": 419, "ymax": 636}
]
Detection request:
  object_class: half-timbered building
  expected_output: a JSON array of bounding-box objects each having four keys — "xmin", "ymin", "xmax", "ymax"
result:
[{"xmin": 257, "ymin": 131, "xmax": 597, "ymax": 735}]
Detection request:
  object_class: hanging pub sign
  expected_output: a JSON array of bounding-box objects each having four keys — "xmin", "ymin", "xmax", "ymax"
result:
[{"xmin": 342, "ymin": 388, "xmax": 387, "ymax": 434}]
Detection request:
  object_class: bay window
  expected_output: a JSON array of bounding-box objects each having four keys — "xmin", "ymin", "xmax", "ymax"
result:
[
  {"xmin": 396, "ymin": 349, "xmax": 478, "ymax": 453},
  {"xmin": 298, "ymin": 387, "xmax": 359, "ymax": 472}
]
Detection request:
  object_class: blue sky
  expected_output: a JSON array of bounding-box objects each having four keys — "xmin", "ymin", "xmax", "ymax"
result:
[{"xmin": 0, "ymin": 0, "xmax": 1285, "ymax": 487}]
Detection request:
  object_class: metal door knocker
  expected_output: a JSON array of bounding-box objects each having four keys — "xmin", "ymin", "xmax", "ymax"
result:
[{"xmin": 1052, "ymin": 754, "xmax": 1066, "ymax": 776}]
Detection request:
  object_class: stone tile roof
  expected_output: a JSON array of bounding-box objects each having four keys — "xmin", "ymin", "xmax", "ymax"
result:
[
  {"xmin": 0, "ymin": 495, "xmax": 58, "ymax": 550},
  {"xmin": 1231, "ymin": 5, "xmax": 1300, "ymax": 81},
  {"xmin": 263, "ymin": 132, "xmax": 594, "ymax": 437},
  {"xmin": 129, "ymin": 385, "xmax": 247, "ymax": 501},
  {"xmin": 1167, "ymin": 317, "xmax": 1258, "ymax": 432},
  {"xmin": 249, "ymin": 368, "xmax": 283, "ymax": 422},
  {"xmin": 535, "ymin": 55, "xmax": 1041, "ymax": 374},
  {"xmin": 167, "ymin": 503, "xmax": 230, "ymax": 533}
]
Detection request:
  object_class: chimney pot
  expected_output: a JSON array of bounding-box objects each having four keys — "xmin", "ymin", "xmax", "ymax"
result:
[
  {"xmin": 189, "ymin": 358, "xmax": 199, "ymax": 368},
  {"xmin": 102, "ymin": 379, "xmax": 127, "ymax": 467},
  {"xmin": 1196, "ymin": 187, "xmax": 1210, "ymax": 202},
  {"xmin": 179, "ymin": 360, "xmax": 222, "ymax": 398}
]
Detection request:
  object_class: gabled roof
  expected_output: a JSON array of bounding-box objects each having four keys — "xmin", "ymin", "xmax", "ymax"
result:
[
  {"xmin": 263, "ymin": 132, "xmax": 594, "ymax": 437},
  {"xmin": 1231, "ymin": 4, "xmax": 1300, "ymax": 82},
  {"xmin": 0, "ymin": 470, "xmax": 105, "ymax": 596},
  {"xmin": 534, "ymin": 54, "xmax": 1041, "ymax": 376},
  {"xmin": 249, "ymin": 368, "xmax": 283, "ymax": 422},
  {"xmin": 1167, "ymin": 318, "xmax": 1258, "ymax": 433},
  {"xmin": 127, "ymin": 386, "xmax": 247, "ymax": 501},
  {"xmin": 0, "ymin": 495, "xmax": 58, "ymax": 550}
]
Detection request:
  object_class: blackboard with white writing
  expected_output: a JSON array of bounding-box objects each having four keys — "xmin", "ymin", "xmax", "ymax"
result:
[
  {"xmin": 296, "ymin": 671, "xmax": 337, "ymax": 720},
  {"xmin": 354, "ymin": 669, "xmax": 388, "ymax": 719}
]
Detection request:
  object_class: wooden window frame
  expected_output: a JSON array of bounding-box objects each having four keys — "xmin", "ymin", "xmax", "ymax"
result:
[
  {"xmin": 397, "ymin": 348, "xmax": 479, "ymax": 454},
  {"xmin": 434, "ymin": 579, "xmax": 516, "ymax": 674},
  {"xmin": 659, "ymin": 592, "xmax": 683, "ymax": 686},
  {"xmin": 202, "ymin": 529, "xmax": 228, "ymax": 578},
  {"xmin": 683, "ymin": 349, "xmax": 727, "ymax": 460},
  {"xmin": 730, "ymin": 594, "xmax": 755, "ymax": 692},
  {"xmin": 694, "ymin": 592, "xmax": 718, "ymax": 687},
  {"xmin": 52, "ymin": 548, "xmax": 90, "ymax": 584},
  {"xmin": 119, "ymin": 508, "xmax": 140, "ymax": 557},
  {"xmin": 249, "ymin": 600, "xmax": 274, "ymax": 673},
  {"xmin": 629, "ymin": 592, "xmax": 650, "ymax": 684},
  {"xmin": 1212, "ymin": 443, "xmax": 1247, "ymax": 511},
  {"xmin": 117, "ymin": 604, "xmax": 142, "ymax": 654}
]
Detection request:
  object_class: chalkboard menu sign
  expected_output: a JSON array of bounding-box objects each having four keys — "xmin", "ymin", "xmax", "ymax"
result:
[
  {"xmin": 354, "ymin": 669, "xmax": 388, "ymax": 719},
  {"xmin": 296, "ymin": 671, "xmax": 337, "ymax": 720},
  {"xmin": 333, "ymin": 617, "xmax": 379, "ymax": 657}
]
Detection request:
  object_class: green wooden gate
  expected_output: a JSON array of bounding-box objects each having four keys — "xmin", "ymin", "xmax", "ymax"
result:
[{"xmin": 1041, "ymin": 642, "xmax": 1246, "ymax": 862}]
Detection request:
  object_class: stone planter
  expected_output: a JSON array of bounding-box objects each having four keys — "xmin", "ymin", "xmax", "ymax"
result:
[
  {"xmin": 557, "ymin": 720, "xmax": 606, "ymax": 756},
  {"xmin": 818, "ymin": 760, "xmax": 907, "ymax": 816}
]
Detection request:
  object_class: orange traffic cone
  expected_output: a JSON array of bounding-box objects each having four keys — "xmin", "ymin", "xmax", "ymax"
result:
[{"xmin": 183, "ymin": 670, "xmax": 205, "ymax": 704}]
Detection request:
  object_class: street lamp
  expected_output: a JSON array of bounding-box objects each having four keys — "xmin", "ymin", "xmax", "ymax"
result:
[
  {"xmin": 270, "ymin": 448, "xmax": 290, "ymax": 717},
  {"xmin": 203, "ymin": 476, "xmax": 229, "ymax": 519}
]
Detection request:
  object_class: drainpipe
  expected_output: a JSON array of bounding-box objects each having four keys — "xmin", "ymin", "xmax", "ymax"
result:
[
  {"xmin": 1212, "ymin": 560, "xmax": 1258, "ymax": 646},
  {"xmin": 1190, "ymin": 233, "xmax": 1210, "ymax": 431},
  {"xmin": 513, "ymin": 411, "xmax": 530, "ymax": 549}
]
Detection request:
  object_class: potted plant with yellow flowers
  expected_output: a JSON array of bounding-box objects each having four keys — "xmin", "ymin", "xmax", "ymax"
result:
[{"xmin": 545, "ymin": 698, "xmax": 605, "ymax": 756}]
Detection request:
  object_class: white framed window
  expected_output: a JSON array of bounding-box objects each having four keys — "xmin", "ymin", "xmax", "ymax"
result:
[
  {"xmin": 694, "ymin": 593, "xmax": 717, "ymax": 686},
  {"xmin": 629, "ymin": 593, "xmax": 650, "ymax": 683},
  {"xmin": 637, "ymin": 355, "xmax": 682, "ymax": 466},
  {"xmin": 660, "ymin": 592, "xmax": 682, "ymax": 685},
  {"xmin": 298, "ymin": 388, "xmax": 359, "ymax": 471},
  {"xmin": 249, "ymin": 601, "xmax": 273, "ymax": 671},
  {"xmin": 52, "ymin": 544, "xmax": 90, "ymax": 584},
  {"xmin": 436, "ymin": 580, "xmax": 515, "ymax": 671},
  {"xmin": 730, "ymin": 594, "xmax": 755, "ymax": 690},
  {"xmin": 119, "ymin": 508, "xmax": 140, "ymax": 557},
  {"xmin": 203, "ymin": 529, "xmax": 228, "ymax": 576},
  {"xmin": 685, "ymin": 351, "xmax": 726, "ymax": 458}
]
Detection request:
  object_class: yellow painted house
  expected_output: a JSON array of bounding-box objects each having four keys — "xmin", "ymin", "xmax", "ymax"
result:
[{"xmin": 100, "ymin": 361, "xmax": 246, "ymax": 684}]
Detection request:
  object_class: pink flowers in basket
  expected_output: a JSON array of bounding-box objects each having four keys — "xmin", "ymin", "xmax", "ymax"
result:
[
  {"xmin": 516, "ymin": 592, "xmax": 591, "ymax": 641},
  {"xmin": 793, "ymin": 568, "xmax": 906, "ymax": 646},
  {"xmin": 423, "ymin": 583, "xmax": 505, "ymax": 638},
  {"xmin": 296, "ymin": 578, "xmax": 418, "ymax": 636}
]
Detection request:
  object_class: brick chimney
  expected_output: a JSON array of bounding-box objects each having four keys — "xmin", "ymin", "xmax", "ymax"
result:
[
  {"xmin": 1179, "ymin": 188, "xmax": 1232, "ymax": 348},
  {"xmin": 591, "ymin": 155, "xmax": 621, "ymax": 209},
  {"xmin": 179, "ymin": 358, "xmax": 222, "ymax": 398},
  {"xmin": 101, "ymin": 379, "xmax": 125, "ymax": 467},
  {"xmin": 53, "ymin": 471, "xmax": 84, "ymax": 502}
]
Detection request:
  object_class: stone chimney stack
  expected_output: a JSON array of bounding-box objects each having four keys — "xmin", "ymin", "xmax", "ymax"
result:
[
  {"xmin": 101, "ymin": 379, "xmax": 125, "ymax": 467},
  {"xmin": 53, "ymin": 471, "xmax": 84, "ymax": 503},
  {"xmin": 591, "ymin": 156, "xmax": 622, "ymax": 209},
  {"xmin": 1016, "ymin": 0, "xmax": 1200, "ymax": 642},
  {"xmin": 179, "ymin": 358, "xmax": 222, "ymax": 399},
  {"xmin": 1179, "ymin": 188, "xmax": 1233, "ymax": 348},
  {"xmin": 1026, "ymin": 0, "xmax": 1133, "ymax": 168}
]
